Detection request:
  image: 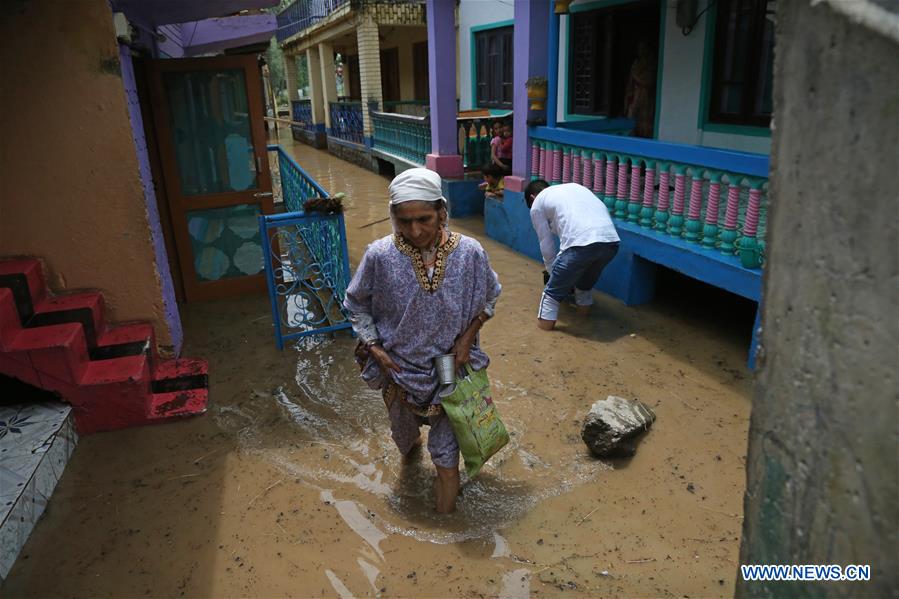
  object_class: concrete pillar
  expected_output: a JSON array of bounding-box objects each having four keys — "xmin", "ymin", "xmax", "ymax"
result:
[
  {"xmin": 507, "ymin": 0, "xmax": 550, "ymax": 193},
  {"xmin": 318, "ymin": 41, "xmax": 338, "ymax": 130},
  {"xmin": 425, "ymin": 0, "xmax": 463, "ymax": 178},
  {"xmin": 737, "ymin": 1, "xmax": 899, "ymax": 597},
  {"xmin": 356, "ymin": 15, "xmax": 382, "ymax": 143},
  {"xmin": 306, "ymin": 47, "xmax": 325, "ymax": 127},
  {"xmin": 284, "ymin": 53, "xmax": 300, "ymax": 102}
]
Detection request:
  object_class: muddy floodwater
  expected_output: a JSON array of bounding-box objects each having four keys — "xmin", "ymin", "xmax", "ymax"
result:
[{"xmin": 4, "ymin": 129, "xmax": 754, "ymax": 598}]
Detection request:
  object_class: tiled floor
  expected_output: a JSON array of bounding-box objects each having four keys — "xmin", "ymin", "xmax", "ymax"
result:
[{"xmin": 0, "ymin": 402, "xmax": 76, "ymax": 581}]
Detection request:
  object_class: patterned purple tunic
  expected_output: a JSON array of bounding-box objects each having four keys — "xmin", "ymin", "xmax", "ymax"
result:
[{"xmin": 344, "ymin": 231, "xmax": 502, "ymax": 406}]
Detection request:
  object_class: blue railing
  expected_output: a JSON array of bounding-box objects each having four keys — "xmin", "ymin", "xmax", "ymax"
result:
[
  {"xmin": 528, "ymin": 126, "xmax": 770, "ymax": 268},
  {"xmin": 268, "ymin": 144, "xmax": 328, "ymax": 213},
  {"xmin": 371, "ymin": 111, "xmax": 430, "ymax": 165},
  {"xmin": 259, "ymin": 212, "xmax": 352, "ymax": 349},
  {"xmin": 261, "ymin": 145, "xmax": 351, "ymax": 348},
  {"xmin": 276, "ymin": 0, "xmax": 350, "ymax": 42},
  {"xmin": 328, "ymin": 101, "xmax": 364, "ymax": 145},
  {"xmin": 291, "ymin": 99, "xmax": 314, "ymax": 132}
]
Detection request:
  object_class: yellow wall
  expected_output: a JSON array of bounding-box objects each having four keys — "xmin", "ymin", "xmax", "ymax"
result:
[
  {"xmin": 0, "ymin": 0, "xmax": 175, "ymax": 349},
  {"xmin": 378, "ymin": 25, "xmax": 428, "ymax": 100}
]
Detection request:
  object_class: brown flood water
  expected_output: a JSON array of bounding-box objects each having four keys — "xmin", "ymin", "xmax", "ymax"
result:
[{"xmin": 3, "ymin": 128, "xmax": 752, "ymax": 598}]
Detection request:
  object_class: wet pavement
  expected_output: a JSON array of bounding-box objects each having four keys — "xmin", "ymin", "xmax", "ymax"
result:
[{"xmin": 3, "ymin": 128, "xmax": 753, "ymax": 598}]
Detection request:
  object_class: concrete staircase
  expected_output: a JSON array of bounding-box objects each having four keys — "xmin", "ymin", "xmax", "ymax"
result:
[{"xmin": 0, "ymin": 258, "xmax": 208, "ymax": 434}]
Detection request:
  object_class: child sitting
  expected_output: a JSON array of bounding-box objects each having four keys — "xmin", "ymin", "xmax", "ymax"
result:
[
  {"xmin": 478, "ymin": 163, "xmax": 505, "ymax": 199},
  {"xmin": 494, "ymin": 121, "xmax": 513, "ymax": 174}
]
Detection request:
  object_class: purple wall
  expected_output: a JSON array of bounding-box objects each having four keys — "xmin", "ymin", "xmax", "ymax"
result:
[
  {"xmin": 512, "ymin": 0, "xmax": 549, "ymax": 179},
  {"xmin": 182, "ymin": 14, "xmax": 276, "ymax": 57},
  {"xmin": 118, "ymin": 43, "xmax": 184, "ymax": 355},
  {"xmin": 427, "ymin": 0, "xmax": 459, "ymax": 156}
]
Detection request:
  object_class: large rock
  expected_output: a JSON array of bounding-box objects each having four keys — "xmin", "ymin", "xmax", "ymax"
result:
[{"xmin": 581, "ymin": 396, "xmax": 656, "ymax": 458}]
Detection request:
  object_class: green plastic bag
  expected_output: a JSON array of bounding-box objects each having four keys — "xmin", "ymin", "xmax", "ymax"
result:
[{"xmin": 440, "ymin": 366, "xmax": 509, "ymax": 478}]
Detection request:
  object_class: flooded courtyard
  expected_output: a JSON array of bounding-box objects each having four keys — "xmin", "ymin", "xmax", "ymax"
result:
[{"xmin": 3, "ymin": 130, "xmax": 753, "ymax": 598}]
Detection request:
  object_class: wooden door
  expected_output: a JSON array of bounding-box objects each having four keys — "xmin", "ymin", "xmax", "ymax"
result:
[
  {"xmin": 380, "ymin": 47, "xmax": 401, "ymax": 103},
  {"xmin": 147, "ymin": 55, "xmax": 273, "ymax": 302},
  {"xmin": 412, "ymin": 41, "xmax": 429, "ymax": 101}
]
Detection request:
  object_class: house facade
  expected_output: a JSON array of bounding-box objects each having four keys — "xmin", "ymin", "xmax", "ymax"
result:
[
  {"xmin": 477, "ymin": 0, "xmax": 773, "ymax": 366},
  {"xmin": 276, "ymin": 0, "xmax": 431, "ymax": 166}
]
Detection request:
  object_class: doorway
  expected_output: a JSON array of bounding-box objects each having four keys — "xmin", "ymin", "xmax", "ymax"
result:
[
  {"xmin": 380, "ymin": 47, "xmax": 401, "ymax": 103},
  {"xmin": 568, "ymin": 0, "xmax": 661, "ymax": 137},
  {"xmin": 146, "ymin": 55, "xmax": 274, "ymax": 302}
]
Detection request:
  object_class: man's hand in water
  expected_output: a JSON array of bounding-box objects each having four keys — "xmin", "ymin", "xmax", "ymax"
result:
[{"xmin": 368, "ymin": 344, "xmax": 400, "ymax": 377}]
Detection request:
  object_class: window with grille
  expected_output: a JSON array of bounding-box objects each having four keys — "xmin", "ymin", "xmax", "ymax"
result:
[
  {"xmin": 475, "ymin": 26, "xmax": 513, "ymax": 109},
  {"xmin": 568, "ymin": 1, "xmax": 659, "ymax": 120},
  {"xmin": 708, "ymin": 0, "xmax": 776, "ymax": 127}
]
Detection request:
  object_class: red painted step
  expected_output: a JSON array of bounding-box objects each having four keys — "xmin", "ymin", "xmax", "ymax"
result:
[
  {"xmin": 0, "ymin": 352, "xmax": 42, "ymax": 389},
  {"xmin": 0, "ymin": 258, "xmax": 47, "ymax": 312},
  {"xmin": 153, "ymin": 357, "xmax": 208, "ymax": 381},
  {"xmin": 0, "ymin": 257, "xmax": 209, "ymax": 435},
  {"xmin": 10, "ymin": 323, "xmax": 90, "ymax": 384},
  {"xmin": 148, "ymin": 388, "xmax": 209, "ymax": 421},
  {"xmin": 32, "ymin": 292, "xmax": 106, "ymax": 346},
  {"xmin": 0, "ymin": 287, "xmax": 23, "ymax": 351},
  {"xmin": 97, "ymin": 322, "xmax": 155, "ymax": 350},
  {"xmin": 37, "ymin": 355, "xmax": 153, "ymax": 434}
]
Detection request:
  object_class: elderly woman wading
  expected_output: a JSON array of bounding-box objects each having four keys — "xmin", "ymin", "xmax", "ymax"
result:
[{"xmin": 344, "ymin": 168, "xmax": 502, "ymax": 514}]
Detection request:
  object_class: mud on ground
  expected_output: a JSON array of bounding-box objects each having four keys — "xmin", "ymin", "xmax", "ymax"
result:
[{"xmin": 3, "ymin": 132, "xmax": 753, "ymax": 598}]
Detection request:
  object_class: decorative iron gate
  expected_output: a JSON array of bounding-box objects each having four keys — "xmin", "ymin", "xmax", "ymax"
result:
[{"xmin": 259, "ymin": 146, "xmax": 352, "ymax": 349}]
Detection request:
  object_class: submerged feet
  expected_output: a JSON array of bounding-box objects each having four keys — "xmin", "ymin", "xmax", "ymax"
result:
[
  {"xmin": 402, "ymin": 435, "xmax": 424, "ymax": 464},
  {"xmin": 434, "ymin": 465, "xmax": 461, "ymax": 514}
]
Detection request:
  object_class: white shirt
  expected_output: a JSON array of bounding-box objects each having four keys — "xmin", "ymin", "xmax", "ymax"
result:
[{"xmin": 529, "ymin": 183, "xmax": 620, "ymax": 270}]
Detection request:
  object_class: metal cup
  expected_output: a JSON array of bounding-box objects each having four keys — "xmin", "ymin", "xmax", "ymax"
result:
[{"xmin": 434, "ymin": 353, "xmax": 457, "ymax": 387}]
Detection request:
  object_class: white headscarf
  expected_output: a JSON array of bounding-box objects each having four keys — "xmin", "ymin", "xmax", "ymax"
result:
[{"xmin": 388, "ymin": 168, "xmax": 446, "ymax": 208}]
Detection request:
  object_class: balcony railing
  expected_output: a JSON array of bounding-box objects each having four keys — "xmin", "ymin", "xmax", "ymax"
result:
[
  {"xmin": 276, "ymin": 0, "xmax": 424, "ymax": 42},
  {"xmin": 276, "ymin": 0, "xmax": 350, "ymax": 42},
  {"xmin": 268, "ymin": 145, "xmax": 329, "ymax": 213},
  {"xmin": 529, "ymin": 126, "xmax": 770, "ymax": 269},
  {"xmin": 371, "ymin": 111, "xmax": 430, "ymax": 165},
  {"xmin": 458, "ymin": 116, "xmax": 495, "ymax": 171},
  {"xmin": 291, "ymin": 99, "xmax": 314, "ymax": 133},
  {"xmin": 370, "ymin": 108, "xmax": 515, "ymax": 172},
  {"xmin": 328, "ymin": 101, "xmax": 364, "ymax": 145}
]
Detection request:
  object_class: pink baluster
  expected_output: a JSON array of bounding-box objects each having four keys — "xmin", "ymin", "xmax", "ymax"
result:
[
  {"xmin": 590, "ymin": 154, "xmax": 602, "ymax": 191},
  {"xmin": 705, "ymin": 180, "xmax": 721, "ymax": 225},
  {"xmin": 702, "ymin": 176, "xmax": 722, "ymax": 247},
  {"xmin": 739, "ymin": 184, "xmax": 764, "ymax": 268},
  {"xmin": 530, "ymin": 142, "xmax": 540, "ymax": 179},
  {"xmin": 551, "ymin": 146, "xmax": 562, "ymax": 183},
  {"xmin": 719, "ymin": 182, "xmax": 742, "ymax": 253},
  {"xmin": 627, "ymin": 162, "xmax": 641, "ymax": 222},
  {"xmin": 562, "ymin": 147, "xmax": 572, "ymax": 183},
  {"xmin": 572, "ymin": 150, "xmax": 582, "ymax": 185},
  {"xmin": 724, "ymin": 184, "xmax": 740, "ymax": 229},
  {"xmin": 744, "ymin": 188, "xmax": 762, "ymax": 238},
  {"xmin": 684, "ymin": 174, "xmax": 704, "ymax": 242},
  {"xmin": 640, "ymin": 164, "xmax": 655, "ymax": 227},
  {"xmin": 687, "ymin": 177, "xmax": 703, "ymax": 220},
  {"xmin": 654, "ymin": 167, "xmax": 671, "ymax": 231},
  {"xmin": 602, "ymin": 157, "xmax": 616, "ymax": 211},
  {"xmin": 614, "ymin": 159, "xmax": 629, "ymax": 218},
  {"xmin": 642, "ymin": 166, "xmax": 655, "ymax": 208},
  {"xmin": 657, "ymin": 170, "xmax": 670, "ymax": 212},
  {"xmin": 673, "ymin": 173, "xmax": 686, "ymax": 215},
  {"xmin": 669, "ymin": 170, "xmax": 686, "ymax": 235},
  {"xmin": 539, "ymin": 143, "xmax": 548, "ymax": 180}
]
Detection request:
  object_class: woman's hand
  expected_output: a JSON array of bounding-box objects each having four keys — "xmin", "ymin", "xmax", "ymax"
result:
[
  {"xmin": 368, "ymin": 344, "xmax": 400, "ymax": 377},
  {"xmin": 452, "ymin": 330, "xmax": 476, "ymax": 369}
]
